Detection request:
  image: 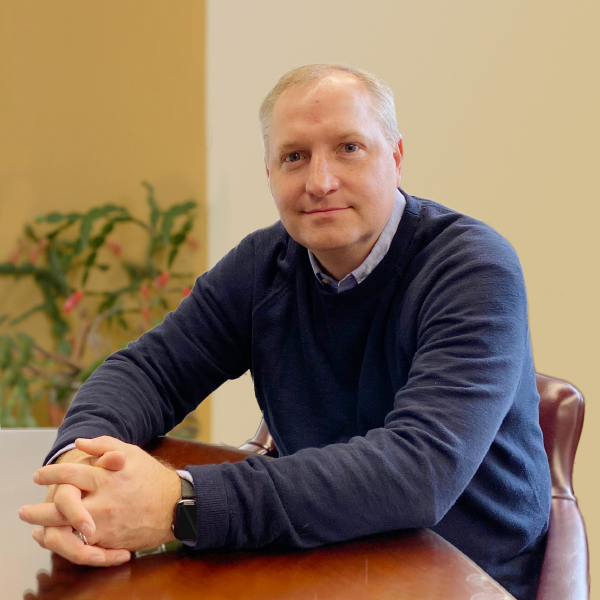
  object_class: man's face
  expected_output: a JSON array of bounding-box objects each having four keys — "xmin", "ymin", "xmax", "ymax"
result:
[{"xmin": 266, "ymin": 74, "xmax": 403, "ymax": 275}]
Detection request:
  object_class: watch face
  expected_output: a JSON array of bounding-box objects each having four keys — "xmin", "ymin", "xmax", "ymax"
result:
[{"xmin": 174, "ymin": 501, "xmax": 197, "ymax": 541}]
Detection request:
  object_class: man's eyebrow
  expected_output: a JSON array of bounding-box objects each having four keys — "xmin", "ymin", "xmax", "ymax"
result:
[
  {"xmin": 276, "ymin": 141, "xmax": 301, "ymax": 154},
  {"xmin": 275, "ymin": 130, "xmax": 365, "ymax": 153},
  {"xmin": 337, "ymin": 130, "xmax": 364, "ymax": 140}
]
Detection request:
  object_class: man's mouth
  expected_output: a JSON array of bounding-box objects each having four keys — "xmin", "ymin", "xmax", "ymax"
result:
[{"xmin": 303, "ymin": 207, "xmax": 349, "ymax": 214}]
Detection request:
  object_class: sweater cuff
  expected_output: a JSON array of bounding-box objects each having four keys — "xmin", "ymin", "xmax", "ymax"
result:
[{"xmin": 185, "ymin": 464, "xmax": 230, "ymax": 550}]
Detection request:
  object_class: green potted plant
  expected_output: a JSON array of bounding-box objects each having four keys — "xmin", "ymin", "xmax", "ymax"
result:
[{"xmin": 0, "ymin": 182, "xmax": 200, "ymax": 436}]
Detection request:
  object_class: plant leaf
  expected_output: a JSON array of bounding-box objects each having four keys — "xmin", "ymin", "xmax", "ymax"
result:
[
  {"xmin": 9, "ymin": 304, "xmax": 45, "ymax": 327},
  {"xmin": 143, "ymin": 181, "xmax": 160, "ymax": 231},
  {"xmin": 24, "ymin": 225, "xmax": 39, "ymax": 242},
  {"xmin": 56, "ymin": 338, "xmax": 71, "ymax": 356},
  {"xmin": 45, "ymin": 212, "xmax": 64, "ymax": 223}
]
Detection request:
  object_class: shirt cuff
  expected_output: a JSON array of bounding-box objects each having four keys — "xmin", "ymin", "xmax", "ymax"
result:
[
  {"xmin": 176, "ymin": 469, "xmax": 194, "ymax": 484},
  {"xmin": 46, "ymin": 443, "xmax": 77, "ymax": 465}
]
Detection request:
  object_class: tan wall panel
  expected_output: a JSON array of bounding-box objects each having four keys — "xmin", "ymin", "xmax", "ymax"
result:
[
  {"xmin": 0, "ymin": 1, "xmax": 210, "ymax": 439},
  {"xmin": 207, "ymin": 0, "xmax": 599, "ymax": 591}
]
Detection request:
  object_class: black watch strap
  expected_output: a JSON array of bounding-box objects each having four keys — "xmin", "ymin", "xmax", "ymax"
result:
[
  {"xmin": 173, "ymin": 475, "xmax": 197, "ymax": 543},
  {"xmin": 180, "ymin": 476, "xmax": 195, "ymax": 500}
]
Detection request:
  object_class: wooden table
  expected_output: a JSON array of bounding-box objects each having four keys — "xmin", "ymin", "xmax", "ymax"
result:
[{"xmin": 1, "ymin": 430, "xmax": 515, "ymax": 600}]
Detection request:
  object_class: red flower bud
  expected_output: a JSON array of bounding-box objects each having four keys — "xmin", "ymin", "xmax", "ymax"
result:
[
  {"xmin": 181, "ymin": 286, "xmax": 192, "ymax": 298},
  {"xmin": 63, "ymin": 298, "xmax": 74, "ymax": 314},
  {"xmin": 107, "ymin": 239, "xmax": 122, "ymax": 257},
  {"xmin": 63, "ymin": 290, "xmax": 84, "ymax": 314},
  {"xmin": 153, "ymin": 272, "xmax": 170, "ymax": 289},
  {"xmin": 72, "ymin": 290, "xmax": 84, "ymax": 305},
  {"xmin": 140, "ymin": 284, "xmax": 150, "ymax": 300},
  {"xmin": 141, "ymin": 307, "xmax": 152, "ymax": 323},
  {"xmin": 29, "ymin": 249, "xmax": 39, "ymax": 263}
]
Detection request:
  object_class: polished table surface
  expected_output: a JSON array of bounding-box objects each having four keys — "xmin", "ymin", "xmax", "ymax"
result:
[{"xmin": 1, "ymin": 430, "xmax": 515, "ymax": 600}]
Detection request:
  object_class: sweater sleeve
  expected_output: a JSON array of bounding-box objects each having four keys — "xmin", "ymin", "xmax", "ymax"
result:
[
  {"xmin": 186, "ymin": 228, "xmax": 535, "ymax": 551},
  {"xmin": 45, "ymin": 235, "xmax": 256, "ymax": 464}
]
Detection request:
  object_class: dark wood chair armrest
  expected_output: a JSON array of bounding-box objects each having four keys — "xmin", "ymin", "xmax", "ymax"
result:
[{"xmin": 145, "ymin": 436, "xmax": 254, "ymax": 470}]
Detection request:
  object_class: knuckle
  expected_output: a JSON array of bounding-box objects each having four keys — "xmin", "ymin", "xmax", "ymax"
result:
[
  {"xmin": 52, "ymin": 508, "xmax": 68, "ymax": 525},
  {"xmin": 53, "ymin": 485, "xmax": 67, "ymax": 500},
  {"xmin": 44, "ymin": 484, "xmax": 58, "ymax": 501},
  {"xmin": 43, "ymin": 528, "xmax": 80, "ymax": 564},
  {"xmin": 60, "ymin": 463, "xmax": 77, "ymax": 478},
  {"xmin": 54, "ymin": 489, "xmax": 77, "ymax": 510},
  {"xmin": 42, "ymin": 529, "xmax": 59, "ymax": 551},
  {"xmin": 54, "ymin": 496, "xmax": 78, "ymax": 517}
]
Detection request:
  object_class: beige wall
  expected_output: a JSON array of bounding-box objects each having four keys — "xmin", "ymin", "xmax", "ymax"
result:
[
  {"xmin": 207, "ymin": 0, "xmax": 599, "ymax": 591},
  {"xmin": 0, "ymin": 1, "xmax": 210, "ymax": 437}
]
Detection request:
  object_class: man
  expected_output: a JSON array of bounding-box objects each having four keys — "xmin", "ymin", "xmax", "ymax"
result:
[{"xmin": 20, "ymin": 64, "xmax": 551, "ymax": 600}]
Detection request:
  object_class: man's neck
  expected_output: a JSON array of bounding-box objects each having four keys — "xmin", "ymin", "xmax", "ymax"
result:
[{"xmin": 312, "ymin": 245, "xmax": 373, "ymax": 282}]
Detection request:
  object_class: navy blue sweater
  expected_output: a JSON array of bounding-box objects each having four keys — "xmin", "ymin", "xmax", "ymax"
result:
[{"xmin": 50, "ymin": 193, "xmax": 551, "ymax": 600}]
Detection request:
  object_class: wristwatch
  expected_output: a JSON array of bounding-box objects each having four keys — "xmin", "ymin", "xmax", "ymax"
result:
[{"xmin": 172, "ymin": 476, "xmax": 197, "ymax": 543}]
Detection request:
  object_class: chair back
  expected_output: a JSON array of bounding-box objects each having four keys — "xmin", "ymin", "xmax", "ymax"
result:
[{"xmin": 535, "ymin": 373, "xmax": 588, "ymax": 600}]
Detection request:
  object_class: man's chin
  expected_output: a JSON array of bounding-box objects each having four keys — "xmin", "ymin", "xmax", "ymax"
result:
[
  {"xmin": 283, "ymin": 223, "xmax": 370, "ymax": 256},
  {"xmin": 302, "ymin": 239, "xmax": 355, "ymax": 254}
]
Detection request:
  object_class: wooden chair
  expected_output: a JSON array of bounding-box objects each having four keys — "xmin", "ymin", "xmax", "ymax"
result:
[{"xmin": 241, "ymin": 374, "xmax": 590, "ymax": 600}]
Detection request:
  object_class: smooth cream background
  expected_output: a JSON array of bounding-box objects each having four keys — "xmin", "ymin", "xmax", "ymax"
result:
[{"xmin": 207, "ymin": 0, "xmax": 599, "ymax": 591}]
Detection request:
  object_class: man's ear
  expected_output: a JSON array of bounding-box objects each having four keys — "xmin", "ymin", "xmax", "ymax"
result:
[{"xmin": 394, "ymin": 136, "xmax": 404, "ymax": 186}]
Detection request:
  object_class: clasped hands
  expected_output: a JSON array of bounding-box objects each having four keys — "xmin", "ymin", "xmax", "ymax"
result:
[{"xmin": 19, "ymin": 436, "xmax": 182, "ymax": 567}]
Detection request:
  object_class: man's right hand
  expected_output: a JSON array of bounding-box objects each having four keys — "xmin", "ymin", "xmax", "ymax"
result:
[
  {"xmin": 19, "ymin": 445, "xmax": 130, "ymax": 566},
  {"xmin": 45, "ymin": 447, "xmax": 127, "ymax": 538}
]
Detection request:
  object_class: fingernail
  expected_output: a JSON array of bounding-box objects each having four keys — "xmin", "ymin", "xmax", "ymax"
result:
[
  {"xmin": 80, "ymin": 523, "xmax": 94, "ymax": 538},
  {"xmin": 90, "ymin": 555, "xmax": 105, "ymax": 565},
  {"xmin": 33, "ymin": 472, "xmax": 40, "ymax": 484}
]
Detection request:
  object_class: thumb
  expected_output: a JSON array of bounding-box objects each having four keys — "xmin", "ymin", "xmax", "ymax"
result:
[
  {"xmin": 75, "ymin": 436, "xmax": 127, "ymax": 457},
  {"xmin": 93, "ymin": 450, "xmax": 127, "ymax": 471}
]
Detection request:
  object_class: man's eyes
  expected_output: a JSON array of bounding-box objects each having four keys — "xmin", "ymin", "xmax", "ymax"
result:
[{"xmin": 283, "ymin": 144, "xmax": 359, "ymax": 163}]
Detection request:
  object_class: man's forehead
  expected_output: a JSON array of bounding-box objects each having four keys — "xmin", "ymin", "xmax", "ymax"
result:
[
  {"xmin": 275, "ymin": 73, "xmax": 367, "ymax": 109},
  {"xmin": 270, "ymin": 76, "xmax": 374, "ymax": 139}
]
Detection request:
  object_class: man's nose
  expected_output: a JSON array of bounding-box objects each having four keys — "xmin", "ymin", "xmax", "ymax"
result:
[{"xmin": 306, "ymin": 156, "xmax": 339, "ymax": 198}]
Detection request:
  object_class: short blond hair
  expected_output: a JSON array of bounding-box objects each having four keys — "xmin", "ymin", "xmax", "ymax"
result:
[{"xmin": 259, "ymin": 64, "xmax": 400, "ymax": 157}]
